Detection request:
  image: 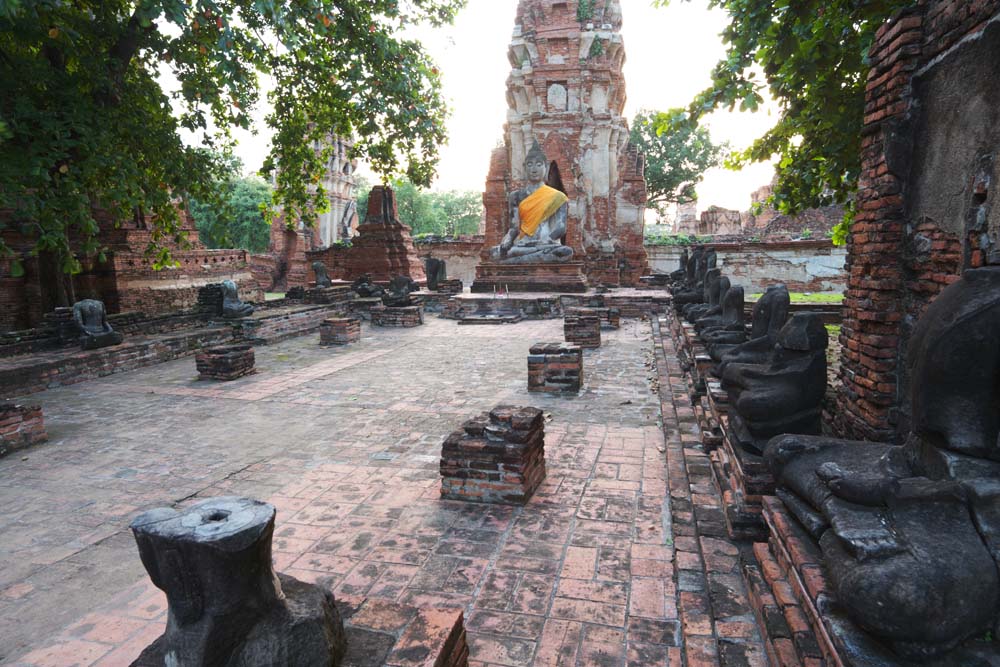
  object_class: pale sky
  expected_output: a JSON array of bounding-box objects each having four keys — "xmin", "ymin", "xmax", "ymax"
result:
[{"xmin": 231, "ymin": 0, "xmax": 777, "ymax": 213}]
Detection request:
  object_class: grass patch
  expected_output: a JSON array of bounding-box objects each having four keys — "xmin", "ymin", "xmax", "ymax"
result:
[
  {"xmin": 265, "ymin": 292, "xmax": 285, "ymax": 301},
  {"xmin": 748, "ymin": 291, "xmax": 844, "ymax": 304}
]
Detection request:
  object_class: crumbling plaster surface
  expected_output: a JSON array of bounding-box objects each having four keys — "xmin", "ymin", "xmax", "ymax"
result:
[{"xmin": 649, "ymin": 244, "xmax": 847, "ymax": 294}]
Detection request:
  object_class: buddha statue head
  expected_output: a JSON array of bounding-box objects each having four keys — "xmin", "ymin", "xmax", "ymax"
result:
[{"xmin": 525, "ymin": 140, "xmax": 548, "ymax": 185}]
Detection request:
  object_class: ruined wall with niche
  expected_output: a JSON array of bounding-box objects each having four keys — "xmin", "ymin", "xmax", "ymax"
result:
[
  {"xmin": 482, "ymin": 0, "xmax": 649, "ymax": 286},
  {"xmin": 836, "ymin": 1, "xmax": 1000, "ymax": 441}
]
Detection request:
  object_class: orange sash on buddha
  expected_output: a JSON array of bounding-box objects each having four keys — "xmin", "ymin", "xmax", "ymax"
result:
[{"xmin": 517, "ymin": 185, "xmax": 568, "ymax": 239}]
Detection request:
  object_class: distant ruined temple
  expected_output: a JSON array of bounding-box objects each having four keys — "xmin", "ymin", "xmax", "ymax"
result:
[{"xmin": 481, "ymin": 0, "xmax": 649, "ymax": 287}]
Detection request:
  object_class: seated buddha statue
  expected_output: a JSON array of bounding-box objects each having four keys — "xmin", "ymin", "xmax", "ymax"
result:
[
  {"xmin": 700, "ymin": 283, "xmax": 745, "ymax": 340},
  {"xmin": 721, "ymin": 313, "xmax": 828, "ymax": 454},
  {"xmin": 765, "ymin": 266, "xmax": 1000, "ymax": 662},
  {"xmin": 312, "ymin": 262, "xmax": 332, "ymax": 289},
  {"xmin": 712, "ymin": 284, "xmax": 790, "ymax": 370},
  {"xmin": 489, "ymin": 140, "xmax": 573, "ymax": 264},
  {"xmin": 683, "ymin": 269, "xmax": 722, "ymax": 322},
  {"xmin": 72, "ymin": 299, "xmax": 124, "ymax": 350},
  {"xmin": 694, "ymin": 276, "xmax": 733, "ymax": 332},
  {"xmin": 221, "ymin": 280, "xmax": 254, "ymax": 319},
  {"xmin": 669, "ymin": 248, "xmax": 689, "ymax": 283},
  {"xmin": 674, "ymin": 248, "xmax": 717, "ymax": 307}
]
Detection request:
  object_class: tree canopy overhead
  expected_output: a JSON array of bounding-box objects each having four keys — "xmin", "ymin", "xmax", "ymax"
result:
[
  {"xmin": 0, "ymin": 0, "xmax": 465, "ymax": 277},
  {"xmin": 630, "ymin": 109, "xmax": 726, "ymax": 217},
  {"xmin": 654, "ymin": 0, "xmax": 911, "ymax": 238}
]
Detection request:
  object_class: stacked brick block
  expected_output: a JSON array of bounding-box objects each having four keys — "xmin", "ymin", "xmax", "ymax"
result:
[
  {"xmin": 435, "ymin": 279, "xmax": 464, "ymax": 294},
  {"xmin": 563, "ymin": 308, "xmax": 601, "ymax": 349},
  {"xmin": 0, "ymin": 402, "xmax": 47, "ymax": 457},
  {"xmin": 371, "ymin": 305, "xmax": 424, "ymax": 328},
  {"xmin": 320, "ymin": 318, "xmax": 361, "ymax": 346},
  {"xmin": 440, "ymin": 406, "xmax": 546, "ymax": 504},
  {"xmin": 196, "ymin": 344, "xmax": 256, "ymax": 381},
  {"xmin": 527, "ymin": 342, "xmax": 582, "ymax": 394}
]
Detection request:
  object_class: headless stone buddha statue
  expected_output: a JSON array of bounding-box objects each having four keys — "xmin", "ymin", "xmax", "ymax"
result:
[
  {"xmin": 701, "ymin": 283, "xmax": 745, "ymax": 341},
  {"xmin": 381, "ymin": 275, "xmax": 417, "ymax": 308},
  {"xmin": 352, "ymin": 273, "xmax": 384, "ymax": 299},
  {"xmin": 670, "ymin": 248, "xmax": 690, "ymax": 282},
  {"xmin": 674, "ymin": 248, "xmax": 717, "ymax": 307},
  {"xmin": 221, "ymin": 279, "xmax": 254, "ymax": 319},
  {"xmin": 489, "ymin": 140, "xmax": 573, "ymax": 264},
  {"xmin": 684, "ymin": 268, "xmax": 722, "ymax": 322},
  {"xmin": 713, "ymin": 284, "xmax": 791, "ymax": 370},
  {"xmin": 72, "ymin": 299, "xmax": 124, "ymax": 350},
  {"xmin": 312, "ymin": 261, "xmax": 332, "ymax": 289},
  {"xmin": 765, "ymin": 266, "xmax": 1000, "ymax": 662},
  {"xmin": 424, "ymin": 257, "xmax": 447, "ymax": 291},
  {"xmin": 722, "ymin": 313, "xmax": 828, "ymax": 455},
  {"xmin": 694, "ymin": 276, "xmax": 732, "ymax": 332}
]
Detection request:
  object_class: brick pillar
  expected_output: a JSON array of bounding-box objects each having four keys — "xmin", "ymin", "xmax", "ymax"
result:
[
  {"xmin": 835, "ymin": 9, "xmax": 924, "ymax": 442},
  {"xmin": 528, "ymin": 342, "xmax": 583, "ymax": 394}
]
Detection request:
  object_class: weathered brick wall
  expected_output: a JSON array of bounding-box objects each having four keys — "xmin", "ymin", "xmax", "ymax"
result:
[
  {"xmin": 836, "ymin": 1, "xmax": 1000, "ymax": 441},
  {"xmin": 648, "ymin": 241, "xmax": 847, "ymax": 294},
  {"xmin": 414, "ymin": 237, "xmax": 484, "ymax": 289}
]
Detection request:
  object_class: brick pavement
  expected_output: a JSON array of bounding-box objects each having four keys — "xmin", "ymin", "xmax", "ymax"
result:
[{"xmin": 0, "ymin": 314, "xmax": 765, "ymax": 666}]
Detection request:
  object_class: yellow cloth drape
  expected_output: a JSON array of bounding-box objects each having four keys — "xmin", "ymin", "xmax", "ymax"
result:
[{"xmin": 517, "ymin": 185, "xmax": 568, "ymax": 239}]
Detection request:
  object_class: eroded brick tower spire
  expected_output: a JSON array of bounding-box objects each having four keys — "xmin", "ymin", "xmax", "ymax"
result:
[{"xmin": 482, "ymin": 0, "xmax": 648, "ymax": 286}]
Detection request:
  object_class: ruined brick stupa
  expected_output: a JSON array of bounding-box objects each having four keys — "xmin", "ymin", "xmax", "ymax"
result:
[{"xmin": 475, "ymin": 0, "xmax": 648, "ymax": 291}]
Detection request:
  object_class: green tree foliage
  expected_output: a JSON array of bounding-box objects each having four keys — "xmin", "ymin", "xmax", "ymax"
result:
[
  {"xmin": 654, "ymin": 0, "xmax": 911, "ymax": 241},
  {"xmin": 189, "ymin": 156, "xmax": 272, "ymax": 253},
  {"xmin": 631, "ymin": 109, "xmax": 726, "ymax": 216},
  {"xmin": 0, "ymin": 0, "xmax": 465, "ymax": 282},
  {"xmin": 354, "ymin": 177, "xmax": 482, "ymax": 237}
]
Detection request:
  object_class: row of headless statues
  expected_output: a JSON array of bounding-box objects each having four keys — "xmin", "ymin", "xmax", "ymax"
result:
[{"xmin": 671, "ymin": 246, "xmax": 1000, "ymax": 664}]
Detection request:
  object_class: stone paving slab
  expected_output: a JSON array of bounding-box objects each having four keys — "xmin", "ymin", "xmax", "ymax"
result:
[{"xmin": 0, "ymin": 314, "xmax": 764, "ymax": 666}]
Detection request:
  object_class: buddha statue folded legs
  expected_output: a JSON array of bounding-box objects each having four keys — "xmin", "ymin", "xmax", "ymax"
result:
[
  {"xmin": 712, "ymin": 284, "xmax": 790, "ymax": 370},
  {"xmin": 764, "ymin": 266, "xmax": 1000, "ymax": 662}
]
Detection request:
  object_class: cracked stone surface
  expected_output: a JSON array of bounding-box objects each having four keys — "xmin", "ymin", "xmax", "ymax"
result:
[{"xmin": 1, "ymin": 315, "xmax": 765, "ymax": 666}]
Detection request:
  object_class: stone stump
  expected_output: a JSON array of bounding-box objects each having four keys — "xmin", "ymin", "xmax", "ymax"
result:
[
  {"xmin": 196, "ymin": 344, "xmax": 256, "ymax": 380},
  {"xmin": 528, "ymin": 343, "xmax": 583, "ymax": 394},
  {"xmin": 440, "ymin": 406, "xmax": 546, "ymax": 504},
  {"xmin": 320, "ymin": 317, "xmax": 361, "ymax": 346},
  {"xmin": 0, "ymin": 402, "xmax": 47, "ymax": 458},
  {"xmin": 564, "ymin": 308, "xmax": 601, "ymax": 348},
  {"xmin": 372, "ymin": 305, "xmax": 424, "ymax": 328},
  {"xmin": 129, "ymin": 497, "xmax": 347, "ymax": 666}
]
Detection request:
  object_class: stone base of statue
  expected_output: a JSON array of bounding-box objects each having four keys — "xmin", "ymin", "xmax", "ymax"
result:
[
  {"xmin": 129, "ymin": 497, "xmax": 347, "ymax": 667},
  {"xmin": 471, "ymin": 261, "xmax": 588, "ymax": 293}
]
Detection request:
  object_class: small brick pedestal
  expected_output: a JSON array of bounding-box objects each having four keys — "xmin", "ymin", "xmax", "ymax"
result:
[
  {"xmin": 563, "ymin": 308, "xmax": 601, "ymax": 348},
  {"xmin": 440, "ymin": 406, "xmax": 546, "ymax": 504},
  {"xmin": 528, "ymin": 343, "xmax": 583, "ymax": 394},
  {"xmin": 372, "ymin": 305, "xmax": 424, "ymax": 328},
  {"xmin": 196, "ymin": 344, "xmax": 256, "ymax": 380},
  {"xmin": 320, "ymin": 317, "xmax": 361, "ymax": 346},
  {"xmin": 0, "ymin": 402, "xmax": 47, "ymax": 457}
]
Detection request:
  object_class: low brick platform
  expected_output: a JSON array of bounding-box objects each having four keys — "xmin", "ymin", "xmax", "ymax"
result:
[
  {"xmin": 372, "ymin": 305, "xmax": 424, "ymax": 328},
  {"xmin": 471, "ymin": 261, "xmax": 588, "ymax": 293},
  {"xmin": 527, "ymin": 342, "xmax": 583, "ymax": 394},
  {"xmin": 304, "ymin": 285, "xmax": 354, "ymax": 306},
  {"xmin": 0, "ymin": 402, "xmax": 47, "ymax": 457},
  {"xmin": 196, "ymin": 344, "xmax": 256, "ymax": 381},
  {"xmin": 563, "ymin": 308, "xmax": 601, "ymax": 349},
  {"xmin": 223, "ymin": 304, "xmax": 347, "ymax": 344},
  {"xmin": 440, "ymin": 406, "xmax": 546, "ymax": 504},
  {"xmin": 339, "ymin": 599, "xmax": 468, "ymax": 667},
  {"xmin": 0, "ymin": 326, "xmax": 233, "ymax": 398},
  {"xmin": 320, "ymin": 318, "xmax": 361, "ymax": 346}
]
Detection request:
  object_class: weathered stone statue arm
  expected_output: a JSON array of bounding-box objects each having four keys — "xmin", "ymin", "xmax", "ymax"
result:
[
  {"xmin": 72, "ymin": 306, "xmax": 87, "ymax": 333},
  {"xmin": 547, "ymin": 203, "xmax": 568, "ymax": 242}
]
